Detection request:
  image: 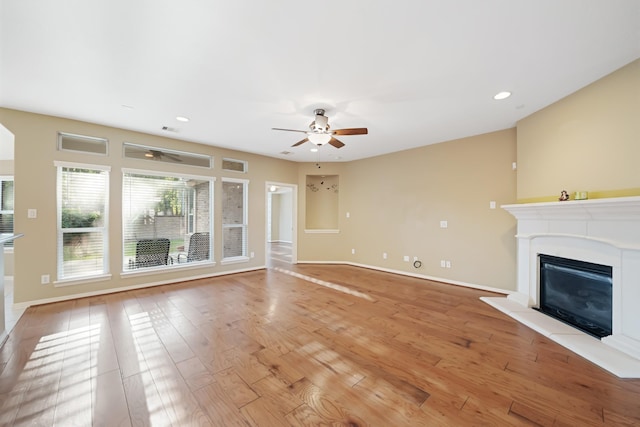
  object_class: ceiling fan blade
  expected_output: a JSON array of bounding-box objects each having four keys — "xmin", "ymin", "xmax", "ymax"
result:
[
  {"xmin": 332, "ymin": 128, "xmax": 368, "ymax": 136},
  {"xmin": 291, "ymin": 138, "xmax": 309, "ymax": 147},
  {"xmin": 163, "ymin": 153, "xmax": 183, "ymax": 162},
  {"xmin": 272, "ymin": 127, "xmax": 308, "ymax": 133},
  {"xmin": 328, "ymin": 137, "xmax": 345, "ymax": 148}
]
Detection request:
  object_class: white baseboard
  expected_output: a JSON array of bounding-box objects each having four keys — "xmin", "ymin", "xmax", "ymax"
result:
[
  {"xmin": 296, "ymin": 260, "xmax": 513, "ymax": 295},
  {"xmin": 13, "ymin": 261, "xmax": 512, "ymax": 311},
  {"xmin": 13, "ymin": 265, "xmax": 266, "ymax": 310}
]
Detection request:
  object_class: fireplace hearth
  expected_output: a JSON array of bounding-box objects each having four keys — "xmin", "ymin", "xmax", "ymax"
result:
[
  {"xmin": 482, "ymin": 196, "xmax": 640, "ymax": 378},
  {"xmin": 538, "ymin": 254, "xmax": 612, "ymax": 338}
]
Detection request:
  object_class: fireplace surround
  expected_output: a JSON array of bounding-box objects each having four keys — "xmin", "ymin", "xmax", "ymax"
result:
[{"xmin": 482, "ymin": 196, "xmax": 640, "ymax": 378}]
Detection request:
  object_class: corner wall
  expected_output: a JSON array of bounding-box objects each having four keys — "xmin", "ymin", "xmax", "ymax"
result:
[
  {"xmin": 298, "ymin": 129, "xmax": 518, "ymax": 291},
  {"xmin": 516, "ymin": 59, "xmax": 640, "ymax": 202}
]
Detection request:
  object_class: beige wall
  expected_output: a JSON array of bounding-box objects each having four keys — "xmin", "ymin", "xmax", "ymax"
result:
[
  {"xmin": 13, "ymin": 53, "xmax": 637, "ymax": 303},
  {"xmin": 305, "ymin": 174, "xmax": 339, "ymax": 229},
  {"xmin": 0, "ymin": 160, "xmax": 13, "ymax": 175},
  {"xmin": 517, "ymin": 59, "xmax": 640, "ymax": 201},
  {"xmin": 0, "ymin": 108, "xmax": 299, "ymax": 304},
  {"xmin": 297, "ymin": 129, "xmax": 518, "ymax": 290}
]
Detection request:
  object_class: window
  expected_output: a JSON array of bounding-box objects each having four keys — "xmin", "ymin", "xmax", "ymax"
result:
[
  {"xmin": 58, "ymin": 132, "xmax": 108, "ymax": 155},
  {"xmin": 123, "ymin": 143, "xmax": 212, "ymax": 168},
  {"xmin": 0, "ymin": 177, "xmax": 14, "ymax": 247},
  {"xmin": 123, "ymin": 170, "xmax": 213, "ymax": 271},
  {"xmin": 56, "ymin": 163, "xmax": 110, "ymax": 281},
  {"xmin": 222, "ymin": 158, "xmax": 247, "ymax": 173},
  {"xmin": 222, "ymin": 178, "xmax": 248, "ymax": 261}
]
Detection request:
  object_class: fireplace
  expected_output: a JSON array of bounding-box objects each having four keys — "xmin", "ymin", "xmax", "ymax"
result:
[
  {"xmin": 481, "ymin": 196, "xmax": 640, "ymax": 378},
  {"xmin": 538, "ymin": 254, "xmax": 612, "ymax": 338}
]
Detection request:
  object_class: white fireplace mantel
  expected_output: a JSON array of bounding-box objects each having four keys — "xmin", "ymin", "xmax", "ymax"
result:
[{"xmin": 482, "ymin": 196, "xmax": 640, "ymax": 378}]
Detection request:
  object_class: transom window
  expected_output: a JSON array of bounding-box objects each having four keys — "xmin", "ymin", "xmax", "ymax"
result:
[
  {"xmin": 222, "ymin": 158, "xmax": 247, "ymax": 173},
  {"xmin": 122, "ymin": 170, "xmax": 213, "ymax": 271}
]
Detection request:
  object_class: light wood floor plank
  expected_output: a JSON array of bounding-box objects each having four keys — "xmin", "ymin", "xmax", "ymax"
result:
[{"xmin": 0, "ymin": 263, "xmax": 638, "ymax": 425}]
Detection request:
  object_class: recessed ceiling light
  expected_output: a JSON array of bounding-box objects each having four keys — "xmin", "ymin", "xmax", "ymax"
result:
[
  {"xmin": 493, "ymin": 91, "xmax": 512, "ymax": 100},
  {"xmin": 176, "ymin": 116, "xmax": 190, "ymax": 122}
]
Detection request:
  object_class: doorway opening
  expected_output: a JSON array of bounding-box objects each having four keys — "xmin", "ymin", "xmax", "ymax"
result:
[
  {"xmin": 0, "ymin": 123, "xmax": 22, "ymax": 334},
  {"xmin": 266, "ymin": 182, "xmax": 296, "ymax": 267}
]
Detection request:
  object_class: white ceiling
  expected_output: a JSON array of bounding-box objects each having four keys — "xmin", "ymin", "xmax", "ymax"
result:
[{"xmin": 1, "ymin": 1, "xmax": 638, "ymax": 163}]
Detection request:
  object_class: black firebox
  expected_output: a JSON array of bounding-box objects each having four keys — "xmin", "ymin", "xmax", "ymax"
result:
[{"xmin": 538, "ymin": 254, "xmax": 612, "ymax": 338}]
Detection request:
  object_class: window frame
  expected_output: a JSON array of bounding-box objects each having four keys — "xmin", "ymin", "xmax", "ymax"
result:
[
  {"xmin": 55, "ymin": 161, "xmax": 111, "ymax": 285},
  {"xmin": 58, "ymin": 132, "xmax": 108, "ymax": 156},
  {"xmin": 222, "ymin": 157, "xmax": 248, "ymax": 173},
  {"xmin": 121, "ymin": 168, "xmax": 215, "ymax": 274},
  {"xmin": 221, "ymin": 177, "xmax": 249, "ymax": 264},
  {"xmin": 0, "ymin": 176, "xmax": 14, "ymax": 250}
]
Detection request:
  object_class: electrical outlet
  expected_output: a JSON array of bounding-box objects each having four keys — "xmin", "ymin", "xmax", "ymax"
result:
[
  {"xmin": 440, "ymin": 220, "xmax": 448, "ymax": 228},
  {"xmin": 440, "ymin": 260, "xmax": 446, "ymax": 268},
  {"xmin": 489, "ymin": 201, "xmax": 496, "ymax": 209},
  {"xmin": 250, "ymin": 251, "xmax": 255, "ymax": 258},
  {"xmin": 351, "ymin": 248, "xmax": 356, "ymax": 255},
  {"xmin": 446, "ymin": 261, "xmax": 451, "ymax": 269},
  {"xmin": 403, "ymin": 255, "xmax": 409, "ymax": 262},
  {"xmin": 28, "ymin": 209, "xmax": 37, "ymax": 219},
  {"xmin": 383, "ymin": 252, "xmax": 388, "ymax": 259},
  {"xmin": 41, "ymin": 274, "xmax": 50, "ymax": 284},
  {"xmin": 346, "ymin": 212, "xmax": 350, "ymax": 218}
]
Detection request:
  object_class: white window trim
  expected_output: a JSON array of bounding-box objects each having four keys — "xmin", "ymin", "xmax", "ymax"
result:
[
  {"xmin": 222, "ymin": 157, "xmax": 248, "ymax": 173},
  {"xmin": 122, "ymin": 167, "xmax": 212, "ymax": 182},
  {"xmin": 1, "ymin": 176, "xmax": 14, "ymax": 251},
  {"xmin": 122, "ymin": 169, "xmax": 215, "ymax": 272},
  {"xmin": 221, "ymin": 177, "xmax": 249, "ymax": 261},
  {"xmin": 54, "ymin": 160, "xmax": 111, "ymax": 171},
  {"xmin": 58, "ymin": 132, "xmax": 109, "ymax": 156},
  {"xmin": 56, "ymin": 163, "xmax": 110, "ymax": 282}
]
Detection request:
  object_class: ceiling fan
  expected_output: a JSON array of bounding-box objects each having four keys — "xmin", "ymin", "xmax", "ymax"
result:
[
  {"xmin": 272, "ymin": 109, "xmax": 368, "ymax": 149},
  {"xmin": 144, "ymin": 149, "xmax": 183, "ymax": 162}
]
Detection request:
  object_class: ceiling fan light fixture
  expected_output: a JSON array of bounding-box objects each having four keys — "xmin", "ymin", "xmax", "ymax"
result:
[{"xmin": 308, "ymin": 133, "xmax": 332, "ymax": 145}]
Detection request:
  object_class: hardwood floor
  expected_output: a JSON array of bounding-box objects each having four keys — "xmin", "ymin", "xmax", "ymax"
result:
[
  {"xmin": 267, "ymin": 242, "xmax": 292, "ymax": 265},
  {"xmin": 0, "ymin": 264, "xmax": 639, "ymax": 426}
]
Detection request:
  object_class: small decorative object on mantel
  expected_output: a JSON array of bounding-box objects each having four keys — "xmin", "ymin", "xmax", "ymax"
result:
[
  {"xmin": 559, "ymin": 190, "xmax": 570, "ymax": 201},
  {"xmin": 574, "ymin": 191, "xmax": 588, "ymax": 200}
]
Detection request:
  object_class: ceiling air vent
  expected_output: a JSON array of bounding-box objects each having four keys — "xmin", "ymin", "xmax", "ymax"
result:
[{"xmin": 161, "ymin": 126, "xmax": 177, "ymax": 132}]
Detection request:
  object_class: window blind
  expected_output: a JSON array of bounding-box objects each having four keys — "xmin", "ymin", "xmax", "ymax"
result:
[{"xmin": 57, "ymin": 166, "xmax": 109, "ymax": 280}]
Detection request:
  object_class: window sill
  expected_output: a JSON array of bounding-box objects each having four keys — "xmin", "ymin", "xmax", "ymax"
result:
[
  {"xmin": 220, "ymin": 256, "xmax": 250, "ymax": 265},
  {"xmin": 54, "ymin": 274, "xmax": 112, "ymax": 288},
  {"xmin": 120, "ymin": 260, "xmax": 216, "ymax": 277}
]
